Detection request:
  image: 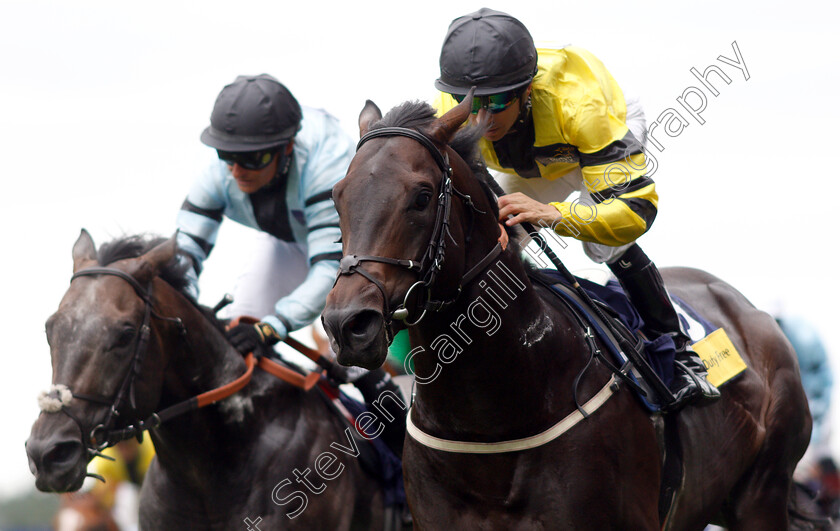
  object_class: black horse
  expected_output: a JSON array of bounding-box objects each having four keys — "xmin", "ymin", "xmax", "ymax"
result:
[
  {"xmin": 27, "ymin": 231, "xmax": 387, "ymax": 530},
  {"xmin": 323, "ymin": 94, "xmax": 814, "ymax": 529}
]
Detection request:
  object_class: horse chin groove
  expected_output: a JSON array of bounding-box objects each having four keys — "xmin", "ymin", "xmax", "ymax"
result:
[
  {"xmin": 335, "ymin": 327, "xmax": 389, "ymax": 370},
  {"xmin": 33, "ymin": 462, "xmax": 87, "ymax": 493},
  {"xmin": 337, "ymin": 345, "xmax": 389, "ymax": 371}
]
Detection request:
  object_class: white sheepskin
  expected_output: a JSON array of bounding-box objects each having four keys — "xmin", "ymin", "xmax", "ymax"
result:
[{"xmin": 38, "ymin": 384, "xmax": 73, "ymax": 413}]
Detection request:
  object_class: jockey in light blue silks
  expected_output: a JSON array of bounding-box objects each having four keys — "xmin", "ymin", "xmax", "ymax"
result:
[{"xmin": 176, "ymin": 74, "xmax": 407, "ymax": 456}]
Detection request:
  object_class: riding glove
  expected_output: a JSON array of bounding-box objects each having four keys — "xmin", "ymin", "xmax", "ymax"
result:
[{"xmin": 226, "ymin": 321, "xmax": 281, "ymax": 356}]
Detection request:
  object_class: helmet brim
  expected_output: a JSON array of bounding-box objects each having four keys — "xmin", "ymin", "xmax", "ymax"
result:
[
  {"xmin": 434, "ymin": 76, "xmax": 533, "ymax": 97},
  {"xmin": 200, "ymin": 125, "xmax": 295, "ymax": 152}
]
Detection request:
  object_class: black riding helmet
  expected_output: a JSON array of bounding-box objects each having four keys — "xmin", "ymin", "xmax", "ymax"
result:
[
  {"xmin": 200, "ymin": 74, "xmax": 302, "ymax": 152},
  {"xmin": 435, "ymin": 8, "xmax": 537, "ymax": 96}
]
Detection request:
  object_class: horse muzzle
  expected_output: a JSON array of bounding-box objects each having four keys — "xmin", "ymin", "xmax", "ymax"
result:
[
  {"xmin": 26, "ymin": 416, "xmax": 88, "ymax": 492},
  {"xmin": 322, "ymin": 306, "xmax": 390, "ymax": 370}
]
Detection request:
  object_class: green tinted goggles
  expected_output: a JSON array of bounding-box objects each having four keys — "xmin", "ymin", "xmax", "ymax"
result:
[{"xmin": 452, "ymin": 91, "xmax": 520, "ymax": 115}]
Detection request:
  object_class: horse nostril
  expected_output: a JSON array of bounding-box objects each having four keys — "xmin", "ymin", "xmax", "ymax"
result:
[
  {"xmin": 346, "ymin": 310, "xmax": 382, "ymax": 339},
  {"xmin": 43, "ymin": 440, "xmax": 83, "ymax": 469}
]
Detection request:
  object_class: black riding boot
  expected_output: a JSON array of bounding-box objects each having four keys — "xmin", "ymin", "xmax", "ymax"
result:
[
  {"xmin": 608, "ymin": 244, "xmax": 720, "ymax": 410},
  {"xmin": 349, "ymin": 368, "xmax": 408, "ymax": 457}
]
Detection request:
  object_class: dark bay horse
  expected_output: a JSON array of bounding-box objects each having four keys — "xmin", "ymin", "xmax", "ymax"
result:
[
  {"xmin": 27, "ymin": 231, "xmax": 385, "ymax": 530},
  {"xmin": 322, "ymin": 95, "xmax": 813, "ymax": 529}
]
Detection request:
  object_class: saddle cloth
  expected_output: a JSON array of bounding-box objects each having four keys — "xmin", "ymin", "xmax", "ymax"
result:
[
  {"xmin": 316, "ymin": 380, "xmax": 406, "ymax": 508},
  {"xmin": 538, "ymin": 269, "xmax": 719, "ymax": 412}
]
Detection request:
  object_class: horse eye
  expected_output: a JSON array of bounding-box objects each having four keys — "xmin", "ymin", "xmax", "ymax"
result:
[
  {"xmin": 115, "ymin": 327, "xmax": 136, "ymax": 349},
  {"xmin": 414, "ymin": 191, "xmax": 432, "ymax": 210}
]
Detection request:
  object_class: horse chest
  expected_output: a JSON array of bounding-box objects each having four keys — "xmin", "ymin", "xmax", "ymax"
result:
[{"xmin": 405, "ymin": 448, "xmax": 640, "ymax": 529}]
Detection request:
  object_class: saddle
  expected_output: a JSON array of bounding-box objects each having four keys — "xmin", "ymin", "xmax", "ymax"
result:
[
  {"xmin": 533, "ymin": 269, "xmax": 674, "ymax": 411},
  {"xmin": 534, "ymin": 269, "xmax": 747, "ymax": 407},
  {"xmin": 532, "ymin": 268, "xmax": 752, "ymax": 525}
]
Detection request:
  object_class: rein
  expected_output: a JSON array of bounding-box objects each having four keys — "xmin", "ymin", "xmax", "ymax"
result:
[
  {"xmin": 48, "ymin": 267, "xmax": 323, "ymax": 453},
  {"xmin": 100, "ymin": 352, "xmax": 322, "ymax": 446},
  {"xmin": 341, "ymin": 126, "xmax": 500, "ymax": 339}
]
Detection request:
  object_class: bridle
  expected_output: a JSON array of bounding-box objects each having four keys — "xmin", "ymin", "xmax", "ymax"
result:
[
  {"xmin": 337, "ymin": 126, "xmax": 502, "ymax": 341},
  {"xmin": 56, "ymin": 267, "xmax": 186, "ymax": 454},
  {"xmin": 41, "ymin": 265, "xmax": 328, "ymax": 465}
]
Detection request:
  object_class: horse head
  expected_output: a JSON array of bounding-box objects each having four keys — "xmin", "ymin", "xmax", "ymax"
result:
[
  {"xmin": 27, "ymin": 230, "xmax": 180, "ymax": 492},
  {"xmin": 323, "ymin": 91, "xmax": 502, "ymax": 369}
]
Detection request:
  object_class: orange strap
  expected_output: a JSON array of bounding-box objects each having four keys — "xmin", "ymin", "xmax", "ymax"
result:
[
  {"xmin": 120, "ymin": 330, "xmax": 326, "ymax": 440},
  {"xmin": 227, "ymin": 315, "xmax": 325, "ymax": 391},
  {"xmin": 284, "ymin": 336, "xmax": 324, "ymax": 364},
  {"xmin": 498, "ymin": 223, "xmax": 509, "ymax": 250},
  {"xmin": 258, "ymin": 357, "xmax": 323, "ymax": 391},
  {"xmin": 196, "ymin": 353, "xmax": 257, "ymax": 407}
]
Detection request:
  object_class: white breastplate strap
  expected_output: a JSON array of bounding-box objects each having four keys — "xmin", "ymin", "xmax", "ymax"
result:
[{"xmin": 406, "ymin": 374, "xmax": 618, "ymax": 453}]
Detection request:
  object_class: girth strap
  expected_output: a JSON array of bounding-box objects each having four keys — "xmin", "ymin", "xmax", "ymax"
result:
[{"xmin": 406, "ymin": 374, "xmax": 619, "ymax": 453}]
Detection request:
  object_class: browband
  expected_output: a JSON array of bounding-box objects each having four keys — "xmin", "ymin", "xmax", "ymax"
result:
[{"xmin": 358, "ymin": 127, "xmax": 450, "ymax": 175}]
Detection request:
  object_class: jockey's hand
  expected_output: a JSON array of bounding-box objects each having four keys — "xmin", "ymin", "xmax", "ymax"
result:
[
  {"xmin": 498, "ymin": 193, "xmax": 562, "ymax": 228},
  {"xmin": 225, "ymin": 322, "xmax": 281, "ymax": 356}
]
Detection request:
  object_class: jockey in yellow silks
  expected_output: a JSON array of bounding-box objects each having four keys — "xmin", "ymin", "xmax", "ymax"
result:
[{"xmin": 434, "ymin": 8, "xmax": 719, "ymax": 410}]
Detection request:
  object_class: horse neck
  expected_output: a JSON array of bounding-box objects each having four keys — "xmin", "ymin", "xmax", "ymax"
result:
[
  {"xmin": 147, "ymin": 281, "xmax": 258, "ymax": 468},
  {"xmin": 151, "ymin": 280, "xmax": 244, "ymax": 401},
  {"xmin": 410, "ymin": 248, "xmax": 588, "ymax": 435}
]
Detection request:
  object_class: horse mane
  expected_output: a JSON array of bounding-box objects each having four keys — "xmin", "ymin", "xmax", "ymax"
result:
[
  {"xmin": 371, "ymin": 100, "xmax": 501, "ymax": 220},
  {"xmin": 97, "ymin": 235, "xmax": 189, "ymax": 290},
  {"xmin": 97, "ymin": 234, "xmax": 229, "ymax": 329}
]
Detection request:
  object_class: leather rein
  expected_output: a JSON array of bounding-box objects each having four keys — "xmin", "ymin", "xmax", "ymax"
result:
[
  {"xmin": 339, "ymin": 126, "xmax": 502, "ymax": 341},
  {"xmin": 44, "ymin": 267, "xmax": 323, "ymax": 459}
]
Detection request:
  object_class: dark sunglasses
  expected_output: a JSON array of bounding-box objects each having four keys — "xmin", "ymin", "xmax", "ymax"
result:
[
  {"xmin": 452, "ymin": 90, "xmax": 520, "ymax": 115},
  {"xmin": 217, "ymin": 148, "xmax": 279, "ymax": 170}
]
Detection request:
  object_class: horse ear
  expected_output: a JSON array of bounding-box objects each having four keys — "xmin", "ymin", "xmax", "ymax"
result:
[
  {"xmin": 427, "ymin": 87, "xmax": 475, "ymax": 145},
  {"xmin": 130, "ymin": 233, "xmax": 179, "ymax": 283},
  {"xmin": 359, "ymin": 100, "xmax": 382, "ymax": 137},
  {"xmin": 72, "ymin": 229, "xmax": 97, "ymax": 273}
]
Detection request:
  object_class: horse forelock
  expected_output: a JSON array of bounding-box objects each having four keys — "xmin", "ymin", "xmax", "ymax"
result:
[
  {"xmin": 374, "ymin": 100, "xmax": 436, "ymax": 129},
  {"xmin": 372, "ymin": 100, "xmax": 501, "ymax": 223}
]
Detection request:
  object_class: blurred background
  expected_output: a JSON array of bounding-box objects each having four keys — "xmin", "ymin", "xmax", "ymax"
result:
[{"xmin": 1, "ymin": 0, "xmax": 837, "ymax": 528}]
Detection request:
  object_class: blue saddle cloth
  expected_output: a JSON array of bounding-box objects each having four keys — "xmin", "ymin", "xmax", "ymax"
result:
[
  {"xmin": 537, "ymin": 269, "xmax": 715, "ymax": 411},
  {"xmin": 336, "ymin": 390, "xmax": 406, "ymax": 507}
]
